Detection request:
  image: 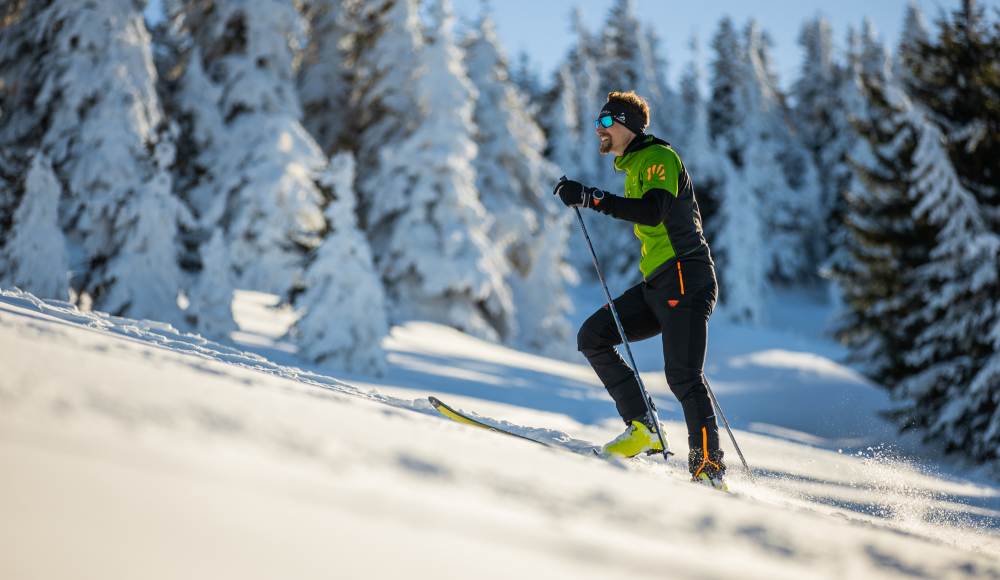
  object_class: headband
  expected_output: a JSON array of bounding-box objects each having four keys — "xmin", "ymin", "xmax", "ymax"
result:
[{"xmin": 598, "ymin": 101, "xmax": 646, "ymax": 136}]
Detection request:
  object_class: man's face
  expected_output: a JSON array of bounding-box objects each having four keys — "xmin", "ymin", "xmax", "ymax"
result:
[{"xmin": 596, "ymin": 119, "xmax": 634, "ymax": 156}]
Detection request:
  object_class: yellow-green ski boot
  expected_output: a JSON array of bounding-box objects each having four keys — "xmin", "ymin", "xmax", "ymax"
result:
[{"xmin": 598, "ymin": 418, "xmax": 667, "ymax": 458}]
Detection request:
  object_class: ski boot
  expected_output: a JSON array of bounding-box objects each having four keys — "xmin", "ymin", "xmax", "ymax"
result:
[
  {"xmin": 689, "ymin": 448, "xmax": 728, "ymax": 491},
  {"xmin": 598, "ymin": 416, "xmax": 667, "ymax": 458}
]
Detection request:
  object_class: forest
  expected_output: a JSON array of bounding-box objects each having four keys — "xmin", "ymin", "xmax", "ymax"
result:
[{"xmin": 0, "ymin": 0, "xmax": 998, "ymax": 465}]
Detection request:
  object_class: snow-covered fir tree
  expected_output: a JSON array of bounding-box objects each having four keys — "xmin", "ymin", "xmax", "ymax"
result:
[
  {"xmin": 828, "ymin": 20, "xmax": 932, "ymax": 387},
  {"xmin": 833, "ymin": 5, "xmax": 1000, "ymax": 464},
  {"xmin": 676, "ymin": 35, "xmax": 723, "ymax": 236},
  {"xmin": 297, "ymin": 0, "xmax": 358, "ymax": 156},
  {"xmin": 290, "ymin": 152, "xmax": 389, "ymax": 373},
  {"xmin": 705, "ymin": 19, "xmax": 770, "ymax": 323},
  {"xmin": 792, "ymin": 16, "xmax": 859, "ymax": 265},
  {"xmin": 707, "ymin": 19, "xmax": 822, "ymax": 322},
  {"xmin": 542, "ymin": 8, "xmax": 603, "ymax": 188},
  {"xmin": 676, "ymin": 35, "xmax": 763, "ymax": 322},
  {"xmin": 0, "ymin": 0, "xmax": 189, "ymax": 327},
  {"xmin": 890, "ymin": 90, "xmax": 1000, "ymax": 462},
  {"xmin": 894, "ymin": 1, "xmax": 931, "ymax": 90},
  {"xmin": 509, "ymin": 51, "xmax": 545, "ymax": 111},
  {"xmin": 464, "ymin": 10, "xmax": 575, "ymax": 357},
  {"xmin": 164, "ymin": 0, "xmax": 337, "ymax": 338},
  {"xmin": 356, "ymin": 0, "xmax": 513, "ymax": 342},
  {"xmin": 707, "ymin": 17, "xmax": 743, "ymax": 148},
  {"xmin": 743, "ymin": 21, "xmax": 822, "ymax": 283},
  {"xmin": 598, "ymin": 0, "xmax": 670, "ymax": 135},
  {"xmin": 298, "ymin": 0, "xmax": 377, "ymax": 156},
  {"xmin": 889, "ymin": 4, "xmax": 1000, "ymax": 463},
  {"xmin": 545, "ymin": 63, "xmax": 583, "ymax": 181},
  {"xmin": 0, "ymin": 153, "xmax": 70, "ymax": 299},
  {"xmin": 819, "ymin": 23, "xmax": 883, "ymax": 307}
]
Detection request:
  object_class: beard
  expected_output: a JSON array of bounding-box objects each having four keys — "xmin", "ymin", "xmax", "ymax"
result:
[{"xmin": 599, "ymin": 137, "xmax": 612, "ymax": 155}]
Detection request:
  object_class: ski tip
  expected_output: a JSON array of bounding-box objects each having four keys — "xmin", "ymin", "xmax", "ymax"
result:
[{"xmin": 428, "ymin": 396, "xmax": 442, "ymax": 407}]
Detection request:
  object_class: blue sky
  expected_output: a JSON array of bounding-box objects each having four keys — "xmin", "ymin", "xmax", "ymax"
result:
[
  {"xmin": 143, "ymin": 0, "xmax": 1000, "ymax": 90},
  {"xmin": 449, "ymin": 0, "xmax": 1000, "ymax": 89}
]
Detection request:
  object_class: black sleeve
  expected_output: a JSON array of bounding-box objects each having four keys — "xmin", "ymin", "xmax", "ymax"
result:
[{"xmin": 594, "ymin": 188, "xmax": 675, "ymax": 227}]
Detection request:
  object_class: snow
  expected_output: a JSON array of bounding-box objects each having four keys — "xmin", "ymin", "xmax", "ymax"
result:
[{"xmin": 1, "ymin": 284, "xmax": 999, "ymax": 578}]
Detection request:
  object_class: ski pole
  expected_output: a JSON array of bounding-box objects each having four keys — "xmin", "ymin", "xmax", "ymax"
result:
[
  {"xmin": 704, "ymin": 377, "xmax": 757, "ymax": 485},
  {"xmin": 562, "ymin": 177, "xmax": 757, "ymax": 484},
  {"xmin": 562, "ymin": 177, "xmax": 670, "ymax": 457}
]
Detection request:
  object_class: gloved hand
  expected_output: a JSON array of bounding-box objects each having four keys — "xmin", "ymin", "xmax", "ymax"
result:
[{"xmin": 553, "ymin": 179, "xmax": 604, "ymax": 208}]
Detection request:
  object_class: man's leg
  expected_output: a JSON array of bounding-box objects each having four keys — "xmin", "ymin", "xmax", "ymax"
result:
[
  {"xmin": 646, "ymin": 261, "xmax": 723, "ymax": 476},
  {"xmin": 577, "ymin": 282, "xmax": 661, "ymax": 424}
]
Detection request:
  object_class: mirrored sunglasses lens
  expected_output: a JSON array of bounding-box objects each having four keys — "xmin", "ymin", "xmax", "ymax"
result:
[{"xmin": 599, "ymin": 116, "xmax": 614, "ymax": 128}]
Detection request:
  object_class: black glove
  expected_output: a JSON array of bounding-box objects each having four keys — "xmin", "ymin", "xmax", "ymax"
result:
[{"xmin": 553, "ymin": 179, "xmax": 604, "ymax": 208}]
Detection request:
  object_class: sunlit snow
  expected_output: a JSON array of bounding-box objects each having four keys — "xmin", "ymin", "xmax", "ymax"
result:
[{"xmin": 1, "ymin": 285, "xmax": 998, "ymax": 579}]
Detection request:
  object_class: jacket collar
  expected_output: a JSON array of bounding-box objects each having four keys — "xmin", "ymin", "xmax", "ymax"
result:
[{"xmin": 615, "ymin": 134, "xmax": 671, "ymax": 170}]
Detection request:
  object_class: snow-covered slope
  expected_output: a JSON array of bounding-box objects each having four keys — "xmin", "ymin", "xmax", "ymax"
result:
[{"xmin": 1, "ymin": 286, "xmax": 998, "ymax": 579}]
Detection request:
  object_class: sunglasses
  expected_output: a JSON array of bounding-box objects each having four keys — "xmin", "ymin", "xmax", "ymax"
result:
[{"xmin": 596, "ymin": 115, "xmax": 614, "ymax": 129}]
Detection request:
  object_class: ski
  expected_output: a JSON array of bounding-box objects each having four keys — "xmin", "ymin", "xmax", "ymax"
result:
[{"xmin": 427, "ymin": 396, "xmax": 599, "ymax": 457}]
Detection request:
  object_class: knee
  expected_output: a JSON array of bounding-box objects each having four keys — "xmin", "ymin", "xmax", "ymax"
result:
[
  {"xmin": 666, "ymin": 373, "xmax": 706, "ymax": 400},
  {"xmin": 577, "ymin": 316, "xmax": 607, "ymax": 352}
]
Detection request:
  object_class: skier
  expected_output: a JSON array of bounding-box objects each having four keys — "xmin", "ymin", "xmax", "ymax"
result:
[{"xmin": 553, "ymin": 91, "xmax": 726, "ymax": 489}]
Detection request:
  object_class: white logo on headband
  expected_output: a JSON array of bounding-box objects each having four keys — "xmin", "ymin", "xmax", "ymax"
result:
[{"xmin": 600, "ymin": 109, "xmax": 628, "ymax": 123}]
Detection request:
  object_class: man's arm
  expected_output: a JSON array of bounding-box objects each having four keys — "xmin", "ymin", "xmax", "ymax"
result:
[{"xmin": 596, "ymin": 188, "xmax": 674, "ymax": 227}]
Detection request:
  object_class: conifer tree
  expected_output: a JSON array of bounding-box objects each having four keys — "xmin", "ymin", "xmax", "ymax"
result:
[
  {"xmin": 742, "ymin": 21, "xmax": 822, "ymax": 283},
  {"xmin": 163, "ymin": 48, "xmax": 240, "ymax": 338},
  {"xmin": 290, "ymin": 152, "xmax": 389, "ymax": 373},
  {"xmin": 793, "ymin": 16, "xmax": 857, "ymax": 264},
  {"xmin": 545, "ymin": 64, "xmax": 583, "ymax": 181},
  {"xmin": 465, "ymin": 11, "xmax": 575, "ymax": 357},
  {"xmin": 707, "ymin": 18, "xmax": 821, "ymax": 322},
  {"xmin": 163, "ymin": 0, "xmax": 338, "ymax": 341},
  {"xmin": 676, "ymin": 35, "xmax": 722, "ymax": 234},
  {"xmin": 0, "ymin": 0, "xmax": 189, "ymax": 327},
  {"xmin": 708, "ymin": 17, "xmax": 743, "ymax": 149},
  {"xmin": 356, "ymin": 0, "xmax": 513, "ymax": 341},
  {"xmin": 598, "ymin": 0, "xmax": 671, "ymax": 134},
  {"xmin": 895, "ymin": 1, "xmax": 932, "ymax": 90},
  {"xmin": 676, "ymin": 35, "xmax": 760, "ymax": 321},
  {"xmin": 510, "ymin": 51, "xmax": 544, "ymax": 109},
  {"xmin": 887, "ymin": 2, "xmax": 1000, "ymax": 462},
  {"xmin": 829, "ymin": 20, "xmax": 931, "ymax": 385},
  {"xmin": 297, "ymin": 0, "xmax": 361, "ymax": 156},
  {"xmin": 821, "ymin": 24, "xmax": 883, "ymax": 301},
  {"xmin": 833, "ymin": 6, "xmax": 1000, "ymax": 464},
  {"xmin": 542, "ymin": 8, "xmax": 603, "ymax": 187},
  {"xmin": 167, "ymin": 0, "xmax": 327, "ymax": 293},
  {"xmin": 298, "ymin": 0, "xmax": 383, "ymax": 156},
  {"xmin": 0, "ymin": 153, "xmax": 69, "ymax": 299}
]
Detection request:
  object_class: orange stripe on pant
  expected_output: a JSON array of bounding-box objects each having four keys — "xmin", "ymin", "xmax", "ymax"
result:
[{"xmin": 677, "ymin": 263, "xmax": 685, "ymax": 295}]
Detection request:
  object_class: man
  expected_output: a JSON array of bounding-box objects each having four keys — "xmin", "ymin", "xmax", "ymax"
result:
[{"xmin": 553, "ymin": 91, "xmax": 726, "ymax": 490}]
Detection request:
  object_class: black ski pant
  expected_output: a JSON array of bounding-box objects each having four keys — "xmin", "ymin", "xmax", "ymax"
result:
[{"xmin": 578, "ymin": 259, "xmax": 721, "ymax": 462}]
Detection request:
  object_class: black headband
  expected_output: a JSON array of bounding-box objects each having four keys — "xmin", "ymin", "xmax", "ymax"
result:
[{"xmin": 598, "ymin": 101, "xmax": 646, "ymax": 136}]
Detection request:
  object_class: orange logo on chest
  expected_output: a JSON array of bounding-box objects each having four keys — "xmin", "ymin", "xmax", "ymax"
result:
[{"xmin": 647, "ymin": 164, "xmax": 666, "ymax": 181}]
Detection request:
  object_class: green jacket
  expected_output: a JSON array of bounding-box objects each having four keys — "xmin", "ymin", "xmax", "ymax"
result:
[{"xmin": 595, "ymin": 134, "xmax": 711, "ymax": 281}]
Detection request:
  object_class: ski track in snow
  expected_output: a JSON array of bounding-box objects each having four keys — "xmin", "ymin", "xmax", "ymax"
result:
[{"xmin": 2, "ymin": 286, "xmax": 999, "ymax": 579}]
